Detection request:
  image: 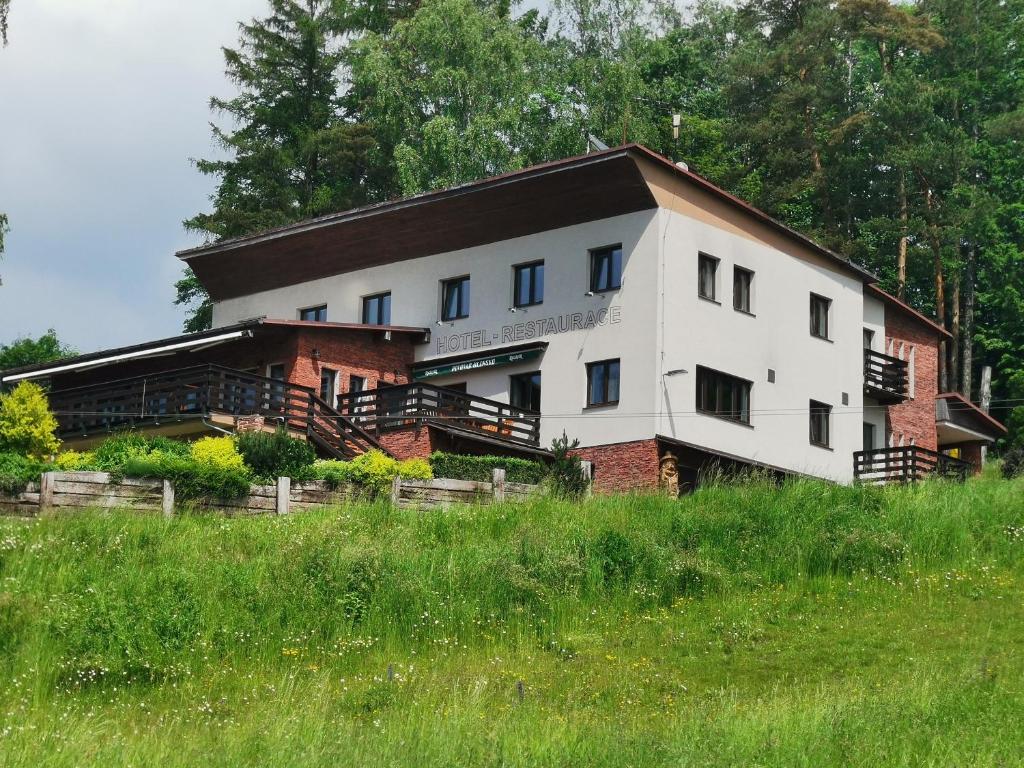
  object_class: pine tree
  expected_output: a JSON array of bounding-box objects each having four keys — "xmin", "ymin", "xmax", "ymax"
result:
[{"xmin": 179, "ymin": 0, "xmax": 379, "ymax": 331}]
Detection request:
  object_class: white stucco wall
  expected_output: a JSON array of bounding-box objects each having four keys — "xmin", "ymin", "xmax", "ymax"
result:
[
  {"xmin": 213, "ymin": 210, "xmax": 664, "ymax": 448},
  {"xmin": 653, "ymin": 208, "xmax": 865, "ymax": 482}
]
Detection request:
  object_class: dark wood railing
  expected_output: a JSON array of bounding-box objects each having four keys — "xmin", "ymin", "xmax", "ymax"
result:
[
  {"xmin": 853, "ymin": 446, "xmax": 971, "ymax": 484},
  {"xmin": 335, "ymin": 383, "xmax": 541, "ymax": 447},
  {"xmin": 863, "ymin": 348, "xmax": 909, "ymax": 403},
  {"xmin": 46, "ymin": 365, "xmax": 381, "ymax": 458}
]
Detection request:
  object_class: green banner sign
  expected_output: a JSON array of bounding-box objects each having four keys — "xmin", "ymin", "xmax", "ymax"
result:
[{"xmin": 413, "ymin": 348, "xmax": 544, "ymax": 380}]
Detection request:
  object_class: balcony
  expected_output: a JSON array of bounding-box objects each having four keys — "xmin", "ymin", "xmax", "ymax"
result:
[
  {"xmin": 853, "ymin": 446, "xmax": 971, "ymax": 484},
  {"xmin": 46, "ymin": 364, "xmax": 380, "ymax": 459},
  {"xmin": 863, "ymin": 348, "xmax": 909, "ymax": 403},
  {"xmin": 335, "ymin": 383, "xmax": 541, "ymax": 447}
]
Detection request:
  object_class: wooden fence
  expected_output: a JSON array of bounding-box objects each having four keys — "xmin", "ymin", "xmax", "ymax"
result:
[{"xmin": 0, "ymin": 469, "xmax": 542, "ymax": 517}]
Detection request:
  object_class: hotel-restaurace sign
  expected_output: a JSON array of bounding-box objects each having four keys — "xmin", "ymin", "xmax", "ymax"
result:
[{"xmin": 434, "ymin": 306, "xmax": 623, "ymax": 355}]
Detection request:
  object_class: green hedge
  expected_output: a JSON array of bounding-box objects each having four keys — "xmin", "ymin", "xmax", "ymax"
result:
[
  {"xmin": 428, "ymin": 451, "xmax": 547, "ymax": 485},
  {"xmin": 0, "ymin": 452, "xmax": 51, "ymax": 494}
]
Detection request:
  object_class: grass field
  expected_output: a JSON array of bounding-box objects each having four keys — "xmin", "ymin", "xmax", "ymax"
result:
[{"xmin": 1, "ymin": 473, "xmax": 1022, "ymax": 766}]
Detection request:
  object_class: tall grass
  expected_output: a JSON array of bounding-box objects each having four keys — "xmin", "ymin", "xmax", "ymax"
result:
[{"xmin": 0, "ymin": 473, "xmax": 1022, "ymax": 766}]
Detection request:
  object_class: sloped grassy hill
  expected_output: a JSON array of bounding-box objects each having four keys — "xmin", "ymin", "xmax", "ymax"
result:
[{"xmin": 1, "ymin": 474, "xmax": 1023, "ymax": 767}]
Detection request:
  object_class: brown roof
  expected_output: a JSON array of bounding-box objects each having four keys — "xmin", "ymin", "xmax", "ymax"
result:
[
  {"xmin": 180, "ymin": 144, "xmax": 874, "ymax": 302},
  {"xmin": 867, "ymin": 284, "xmax": 952, "ymax": 340}
]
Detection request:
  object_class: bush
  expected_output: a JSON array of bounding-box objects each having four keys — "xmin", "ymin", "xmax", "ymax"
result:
[
  {"xmin": 309, "ymin": 451, "xmax": 433, "ymax": 495},
  {"xmin": 53, "ymin": 450, "xmax": 97, "ymax": 472},
  {"xmin": 190, "ymin": 436, "xmax": 245, "ymax": 471},
  {"xmin": 428, "ymin": 452, "xmax": 546, "ymax": 484},
  {"xmin": 547, "ymin": 432, "xmax": 588, "ymax": 498},
  {"xmin": 93, "ymin": 433, "xmax": 189, "ymax": 471},
  {"xmin": 0, "ymin": 381, "xmax": 60, "ymax": 458},
  {"xmin": 120, "ymin": 454, "xmax": 251, "ymax": 503},
  {"xmin": 1001, "ymin": 445, "xmax": 1024, "ymax": 479},
  {"xmin": 236, "ymin": 428, "xmax": 315, "ymax": 480},
  {"xmin": 0, "ymin": 451, "xmax": 51, "ymax": 494}
]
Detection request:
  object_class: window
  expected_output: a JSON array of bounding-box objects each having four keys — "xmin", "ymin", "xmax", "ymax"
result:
[
  {"xmin": 586, "ymin": 359, "xmax": 620, "ymax": 407},
  {"xmin": 590, "ymin": 245, "xmax": 622, "ymax": 293},
  {"xmin": 863, "ymin": 328, "xmax": 875, "ymax": 349},
  {"xmin": 698, "ymin": 253, "xmax": 719, "ymax": 301},
  {"xmin": 810, "ymin": 400, "xmax": 832, "ymax": 448},
  {"xmin": 810, "ymin": 294, "xmax": 831, "ymax": 339},
  {"xmin": 696, "ymin": 366, "xmax": 752, "ymax": 425},
  {"xmin": 319, "ymin": 369, "xmax": 337, "ymax": 407},
  {"xmin": 513, "ymin": 261, "xmax": 544, "ymax": 307},
  {"xmin": 362, "ymin": 292, "xmax": 391, "ymax": 325},
  {"xmin": 299, "ymin": 305, "xmax": 327, "ymax": 322},
  {"xmin": 733, "ymin": 266, "xmax": 753, "ymax": 313},
  {"xmin": 510, "ymin": 371, "xmax": 542, "ymax": 412},
  {"xmin": 267, "ymin": 363, "xmax": 286, "ymax": 412},
  {"xmin": 349, "ymin": 375, "xmax": 366, "ymax": 394},
  {"xmin": 441, "ymin": 276, "xmax": 470, "ymax": 321}
]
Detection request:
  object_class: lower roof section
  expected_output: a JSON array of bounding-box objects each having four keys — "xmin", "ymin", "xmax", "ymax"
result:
[
  {"xmin": 0, "ymin": 318, "xmax": 429, "ymax": 384},
  {"xmin": 935, "ymin": 393, "xmax": 1007, "ymax": 445}
]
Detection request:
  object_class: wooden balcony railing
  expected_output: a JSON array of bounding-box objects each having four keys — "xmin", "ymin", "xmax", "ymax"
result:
[
  {"xmin": 46, "ymin": 364, "xmax": 381, "ymax": 458},
  {"xmin": 863, "ymin": 348, "xmax": 909, "ymax": 403},
  {"xmin": 335, "ymin": 383, "xmax": 541, "ymax": 447},
  {"xmin": 853, "ymin": 445, "xmax": 971, "ymax": 484}
]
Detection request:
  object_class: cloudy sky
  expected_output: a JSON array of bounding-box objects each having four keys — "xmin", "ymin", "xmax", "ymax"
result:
[{"xmin": 0, "ymin": 0, "xmax": 266, "ymax": 353}]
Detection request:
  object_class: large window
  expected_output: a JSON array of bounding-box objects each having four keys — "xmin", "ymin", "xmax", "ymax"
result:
[
  {"xmin": 698, "ymin": 253, "xmax": 719, "ymax": 301},
  {"xmin": 696, "ymin": 366, "xmax": 752, "ymax": 424},
  {"xmin": 513, "ymin": 261, "xmax": 544, "ymax": 307},
  {"xmin": 362, "ymin": 292, "xmax": 391, "ymax": 325},
  {"xmin": 441, "ymin": 276, "xmax": 470, "ymax": 321},
  {"xmin": 299, "ymin": 305, "xmax": 327, "ymax": 322},
  {"xmin": 810, "ymin": 400, "xmax": 832, "ymax": 447},
  {"xmin": 510, "ymin": 371, "xmax": 542, "ymax": 412},
  {"xmin": 810, "ymin": 294, "xmax": 831, "ymax": 339},
  {"xmin": 586, "ymin": 359, "xmax": 620, "ymax": 407},
  {"xmin": 590, "ymin": 245, "xmax": 622, "ymax": 293},
  {"xmin": 733, "ymin": 266, "xmax": 753, "ymax": 313}
]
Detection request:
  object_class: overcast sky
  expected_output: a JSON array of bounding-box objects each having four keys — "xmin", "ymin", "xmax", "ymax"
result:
[{"xmin": 0, "ymin": 0, "xmax": 266, "ymax": 353}]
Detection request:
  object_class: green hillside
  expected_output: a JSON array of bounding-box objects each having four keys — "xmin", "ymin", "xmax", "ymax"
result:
[{"xmin": 1, "ymin": 474, "xmax": 1023, "ymax": 766}]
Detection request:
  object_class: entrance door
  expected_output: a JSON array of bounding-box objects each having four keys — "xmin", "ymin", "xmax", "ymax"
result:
[
  {"xmin": 863, "ymin": 422, "xmax": 876, "ymax": 451},
  {"xmin": 319, "ymin": 368, "xmax": 338, "ymax": 408}
]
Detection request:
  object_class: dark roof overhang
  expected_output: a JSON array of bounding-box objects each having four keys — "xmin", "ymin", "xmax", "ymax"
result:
[
  {"xmin": 179, "ymin": 144, "xmax": 873, "ymax": 302},
  {"xmin": 179, "ymin": 149, "xmax": 658, "ymax": 302}
]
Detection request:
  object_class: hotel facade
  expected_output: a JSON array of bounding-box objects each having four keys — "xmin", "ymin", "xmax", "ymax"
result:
[{"xmin": 2, "ymin": 145, "xmax": 1005, "ymax": 491}]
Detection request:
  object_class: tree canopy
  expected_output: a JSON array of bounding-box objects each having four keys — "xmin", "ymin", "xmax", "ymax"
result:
[{"xmin": 183, "ymin": 0, "xmax": 1024, "ymax": 445}]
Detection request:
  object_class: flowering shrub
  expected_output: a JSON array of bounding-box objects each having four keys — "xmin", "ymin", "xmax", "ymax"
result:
[
  {"xmin": 0, "ymin": 381, "xmax": 60, "ymax": 459},
  {"xmin": 190, "ymin": 436, "xmax": 245, "ymax": 471}
]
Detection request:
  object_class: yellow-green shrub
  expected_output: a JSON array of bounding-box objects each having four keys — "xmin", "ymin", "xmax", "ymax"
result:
[
  {"xmin": 53, "ymin": 450, "xmax": 97, "ymax": 471},
  {"xmin": 398, "ymin": 457, "xmax": 432, "ymax": 481},
  {"xmin": 190, "ymin": 436, "xmax": 245, "ymax": 471},
  {"xmin": 0, "ymin": 381, "xmax": 60, "ymax": 459}
]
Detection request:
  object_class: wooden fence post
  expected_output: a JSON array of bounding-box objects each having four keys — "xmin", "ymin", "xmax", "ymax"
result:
[
  {"xmin": 492, "ymin": 468, "xmax": 506, "ymax": 502},
  {"xmin": 276, "ymin": 476, "xmax": 291, "ymax": 515},
  {"xmin": 162, "ymin": 479, "xmax": 175, "ymax": 517},
  {"xmin": 39, "ymin": 471, "xmax": 55, "ymax": 512},
  {"xmin": 390, "ymin": 474, "xmax": 402, "ymax": 508}
]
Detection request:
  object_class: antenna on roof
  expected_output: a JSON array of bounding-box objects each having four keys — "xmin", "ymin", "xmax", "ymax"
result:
[{"xmin": 587, "ymin": 134, "xmax": 609, "ymax": 153}]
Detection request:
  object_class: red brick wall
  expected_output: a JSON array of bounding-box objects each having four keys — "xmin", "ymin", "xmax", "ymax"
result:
[
  {"xmin": 377, "ymin": 425, "xmax": 436, "ymax": 460},
  {"xmin": 959, "ymin": 444, "xmax": 984, "ymax": 475},
  {"xmin": 284, "ymin": 327, "xmax": 416, "ymax": 400},
  {"xmin": 574, "ymin": 439, "xmax": 661, "ymax": 494},
  {"xmin": 884, "ymin": 312, "xmax": 940, "ymax": 451}
]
